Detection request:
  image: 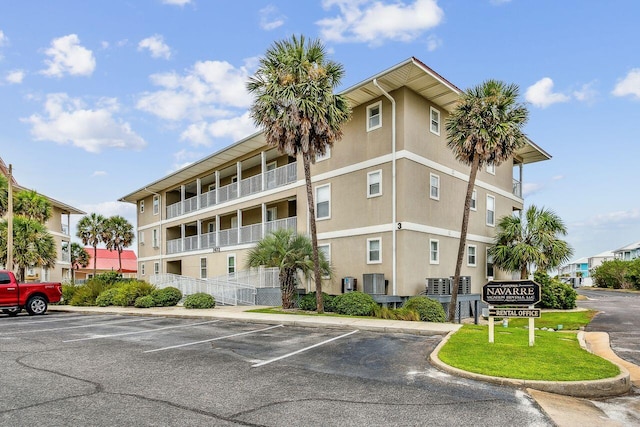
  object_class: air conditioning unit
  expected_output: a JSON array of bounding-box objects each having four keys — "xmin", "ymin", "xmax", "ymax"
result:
[
  {"xmin": 363, "ymin": 273, "xmax": 386, "ymax": 295},
  {"xmin": 426, "ymin": 278, "xmax": 451, "ymax": 295}
]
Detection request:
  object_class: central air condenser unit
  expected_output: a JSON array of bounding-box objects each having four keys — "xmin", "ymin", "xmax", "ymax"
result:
[{"xmin": 363, "ymin": 273, "xmax": 386, "ymax": 295}]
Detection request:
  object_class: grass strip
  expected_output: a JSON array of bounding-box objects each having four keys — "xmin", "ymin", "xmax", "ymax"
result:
[
  {"xmin": 506, "ymin": 309, "xmax": 597, "ymax": 330},
  {"xmin": 438, "ymin": 324, "xmax": 619, "ymax": 381}
]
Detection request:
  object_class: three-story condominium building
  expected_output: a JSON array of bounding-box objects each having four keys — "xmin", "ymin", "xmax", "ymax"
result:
[{"xmin": 120, "ymin": 58, "xmax": 550, "ymax": 297}]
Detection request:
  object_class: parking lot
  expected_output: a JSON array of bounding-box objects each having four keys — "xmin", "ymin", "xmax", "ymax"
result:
[{"xmin": 0, "ymin": 312, "xmax": 551, "ymax": 426}]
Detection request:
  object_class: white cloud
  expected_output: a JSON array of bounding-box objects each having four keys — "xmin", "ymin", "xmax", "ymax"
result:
[
  {"xmin": 573, "ymin": 208, "xmax": 640, "ymax": 228},
  {"xmin": 170, "ymin": 149, "xmax": 204, "ymax": 172},
  {"xmin": 0, "ymin": 29, "xmax": 7, "ymax": 46},
  {"xmin": 138, "ymin": 34, "xmax": 172, "ymax": 60},
  {"xmin": 92, "ymin": 170, "xmax": 107, "ymax": 177},
  {"xmin": 179, "ymin": 112, "xmax": 256, "ymax": 146},
  {"xmin": 100, "ymin": 41, "xmax": 110, "ymax": 49},
  {"xmin": 317, "ymin": 0, "xmax": 444, "ymax": 44},
  {"xmin": 161, "ymin": 0, "xmax": 192, "ymax": 5},
  {"xmin": 260, "ymin": 5, "xmax": 286, "ymax": 30},
  {"xmin": 6, "ymin": 70, "xmax": 25, "ymax": 84},
  {"xmin": 573, "ymin": 81, "xmax": 597, "ymax": 103},
  {"xmin": 490, "ymin": 0, "xmax": 512, "ymax": 5},
  {"xmin": 41, "ymin": 34, "xmax": 96, "ymax": 77},
  {"xmin": 522, "ymin": 182, "xmax": 544, "ymax": 197},
  {"xmin": 426, "ymin": 35, "xmax": 442, "ymax": 51},
  {"xmin": 24, "ymin": 93, "xmax": 147, "ymax": 153},
  {"xmin": 525, "ymin": 77, "xmax": 570, "ymax": 108},
  {"xmin": 136, "ymin": 59, "xmax": 253, "ymax": 122},
  {"xmin": 612, "ymin": 69, "xmax": 640, "ymax": 99}
]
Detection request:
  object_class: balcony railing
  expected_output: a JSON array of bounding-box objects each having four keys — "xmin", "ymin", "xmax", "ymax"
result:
[
  {"xmin": 513, "ymin": 179, "xmax": 522, "ymax": 198},
  {"xmin": 166, "ymin": 162, "xmax": 297, "ymax": 220},
  {"xmin": 165, "ymin": 216, "xmax": 297, "ymax": 255},
  {"xmin": 61, "ymin": 224, "xmax": 69, "ymax": 235}
]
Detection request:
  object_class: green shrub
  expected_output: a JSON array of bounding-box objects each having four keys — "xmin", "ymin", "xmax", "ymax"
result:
[
  {"xmin": 392, "ymin": 307, "xmax": 420, "ymax": 321},
  {"xmin": 403, "ymin": 296, "xmax": 446, "ymax": 322},
  {"xmin": 61, "ymin": 284, "xmax": 77, "ymax": 305},
  {"xmin": 69, "ymin": 278, "xmax": 111, "ymax": 306},
  {"xmin": 96, "ymin": 288, "xmax": 120, "ymax": 307},
  {"xmin": 297, "ymin": 292, "xmax": 335, "ymax": 312},
  {"xmin": 333, "ymin": 291, "xmax": 377, "ymax": 316},
  {"xmin": 535, "ymin": 272, "xmax": 577, "ymax": 309},
  {"xmin": 111, "ymin": 280, "xmax": 156, "ymax": 307},
  {"xmin": 151, "ymin": 287, "xmax": 183, "ymax": 306},
  {"xmin": 183, "ymin": 293, "xmax": 216, "ymax": 309},
  {"xmin": 134, "ymin": 295, "xmax": 155, "ymax": 308},
  {"xmin": 93, "ymin": 271, "xmax": 124, "ymax": 287}
]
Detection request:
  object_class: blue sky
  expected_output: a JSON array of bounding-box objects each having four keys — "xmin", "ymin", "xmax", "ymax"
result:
[{"xmin": 1, "ymin": 0, "xmax": 639, "ymax": 260}]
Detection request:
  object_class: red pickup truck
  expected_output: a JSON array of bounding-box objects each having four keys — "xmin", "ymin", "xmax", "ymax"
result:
[{"xmin": 0, "ymin": 270, "xmax": 62, "ymax": 316}]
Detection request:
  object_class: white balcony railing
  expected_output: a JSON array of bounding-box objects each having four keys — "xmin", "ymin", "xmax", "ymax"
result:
[{"xmin": 513, "ymin": 179, "xmax": 522, "ymax": 198}]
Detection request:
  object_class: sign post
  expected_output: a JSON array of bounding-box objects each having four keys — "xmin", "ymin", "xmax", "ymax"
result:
[{"xmin": 482, "ymin": 280, "xmax": 541, "ymax": 346}]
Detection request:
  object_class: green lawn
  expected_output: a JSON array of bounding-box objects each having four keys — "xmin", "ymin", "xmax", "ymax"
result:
[
  {"xmin": 507, "ymin": 309, "xmax": 597, "ymax": 330},
  {"xmin": 438, "ymin": 311, "xmax": 619, "ymax": 381}
]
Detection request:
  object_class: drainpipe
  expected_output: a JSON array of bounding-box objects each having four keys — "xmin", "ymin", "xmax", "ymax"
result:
[{"xmin": 373, "ymin": 79, "xmax": 397, "ymax": 296}]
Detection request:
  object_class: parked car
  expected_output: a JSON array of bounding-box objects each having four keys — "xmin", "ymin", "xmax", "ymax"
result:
[{"xmin": 0, "ymin": 270, "xmax": 62, "ymax": 316}]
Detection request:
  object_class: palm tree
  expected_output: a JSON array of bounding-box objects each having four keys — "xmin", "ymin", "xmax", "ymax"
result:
[
  {"xmin": 76, "ymin": 213, "xmax": 107, "ymax": 277},
  {"xmin": 104, "ymin": 215, "xmax": 134, "ymax": 273},
  {"xmin": 489, "ymin": 205, "xmax": 573, "ymax": 279},
  {"xmin": 14, "ymin": 189, "xmax": 52, "ymax": 223},
  {"xmin": 246, "ymin": 229, "xmax": 331, "ymax": 309},
  {"xmin": 70, "ymin": 242, "xmax": 90, "ymax": 283},
  {"xmin": 247, "ymin": 35, "xmax": 350, "ymax": 313},
  {"xmin": 0, "ymin": 174, "xmax": 7, "ymax": 217},
  {"xmin": 0, "ymin": 217, "xmax": 56, "ymax": 282},
  {"xmin": 445, "ymin": 80, "xmax": 529, "ymax": 322}
]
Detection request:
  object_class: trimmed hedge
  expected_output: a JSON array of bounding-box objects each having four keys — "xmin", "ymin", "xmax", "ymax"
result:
[
  {"xmin": 151, "ymin": 287, "xmax": 183, "ymax": 307},
  {"xmin": 332, "ymin": 291, "xmax": 377, "ymax": 316},
  {"xmin": 134, "ymin": 295, "xmax": 155, "ymax": 308},
  {"xmin": 297, "ymin": 292, "xmax": 335, "ymax": 312},
  {"xmin": 183, "ymin": 293, "xmax": 216, "ymax": 309},
  {"xmin": 535, "ymin": 273, "xmax": 577, "ymax": 309},
  {"xmin": 403, "ymin": 296, "xmax": 446, "ymax": 322}
]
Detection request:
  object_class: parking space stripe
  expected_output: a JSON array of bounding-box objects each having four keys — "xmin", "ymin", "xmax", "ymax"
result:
[
  {"xmin": 144, "ymin": 324, "xmax": 284, "ymax": 353},
  {"xmin": 251, "ymin": 330, "xmax": 359, "ymax": 368},
  {"xmin": 63, "ymin": 320, "xmax": 221, "ymax": 342},
  {"xmin": 0, "ymin": 314, "xmax": 113, "ymax": 326},
  {"xmin": 0, "ymin": 317, "xmax": 155, "ymax": 335}
]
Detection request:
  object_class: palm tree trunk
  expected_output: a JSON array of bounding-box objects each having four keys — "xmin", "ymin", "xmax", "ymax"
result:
[
  {"xmin": 448, "ymin": 155, "xmax": 480, "ymax": 322},
  {"xmin": 303, "ymin": 152, "xmax": 324, "ymax": 313},
  {"xmin": 280, "ymin": 267, "xmax": 296, "ymax": 309},
  {"xmin": 93, "ymin": 245, "xmax": 97, "ymax": 277},
  {"xmin": 118, "ymin": 249, "xmax": 122, "ymax": 274},
  {"xmin": 521, "ymin": 266, "xmax": 528, "ymax": 280}
]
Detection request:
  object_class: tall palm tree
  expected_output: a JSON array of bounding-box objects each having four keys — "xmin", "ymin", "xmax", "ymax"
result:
[
  {"xmin": 14, "ymin": 189, "xmax": 52, "ymax": 223},
  {"xmin": 246, "ymin": 229, "xmax": 331, "ymax": 309},
  {"xmin": 0, "ymin": 217, "xmax": 56, "ymax": 282},
  {"xmin": 0, "ymin": 174, "xmax": 7, "ymax": 217},
  {"xmin": 104, "ymin": 215, "xmax": 134, "ymax": 273},
  {"xmin": 445, "ymin": 80, "xmax": 529, "ymax": 322},
  {"xmin": 70, "ymin": 242, "xmax": 90, "ymax": 283},
  {"xmin": 76, "ymin": 213, "xmax": 107, "ymax": 277},
  {"xmin": 489, "ymin": 205, "xmax": 573, "ymax": 279},
  {"xmin": 247, "ymin": 35, "xmax": 351, "ymax": 313}
]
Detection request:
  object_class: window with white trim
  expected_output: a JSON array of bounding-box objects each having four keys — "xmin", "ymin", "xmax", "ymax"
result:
[
  {"xmin": 139, "ymin": 200, "xmax": 144, "ymax": 213},
  {"xmin": 266, "ymin": 207, "xmax": 277, "ymax": 222},
  {"xmin": 153, "ymin": 195, "xmax": 159, "ymax": 215},
  {"xmin": 486, "ymin": 162, "xmax": 495, "ymax": 175},
  {"xmin": 430, "ymin": 106, "xmax": 440, "ymax": 135},
  {"xmin": 429, "ymin": 239, "xmax": 439, "ymax": 264},
  {"xmin": 486, "ymin": 248, "xmax": 495, "ymax": 279},
  {"xmin": 152, "ymin": 229, "xmax": 159, "ymax": 248},
  {"xmin": 486, "ymin": 195, "xmax": 495, "ymax": 226},
  {"xmin": 367, "ymin": 238, "xmax": 382, "ymax": 264},
  {"xmin": 367, "ymin": 170, "xmax": 382, "ymax": 197},
  {"xmin": 316, "ymin": 184, "xmax": 330, "ymax": 220},
  {"xmin": 430, "ymin": 173, "xmax": 440, "ymax": 200},
  {"xmin": 318, "ymin": 244, "xmax": 331, "ymax": 278},
  {"xmin": 200, "ymin": 257, "xmax": 207, "ymax": 279},
  {"xmin": 227, "ymin": 254, "xmax": 236, "ymax": 274},
  {"xmin": 316, "ymin": 147, "xmax": 331, "ymax": 162},
  {"xmin": 471, "ymin": 189, "xmax": 477, "ymax": 211},
  {"xmin": 153, "ymin": 262, "xmax": 160, "ymax": 275},
  {"xmin": 467, "ymin": 245, "xmax": 477, "ymax": 266},
  {"xmin": 139, "ymin": 231, "xmax": 145, "ymax": 245},
  {"xmin": 366, "ymin": 101, "xmax": 382, "ymax": 131}
]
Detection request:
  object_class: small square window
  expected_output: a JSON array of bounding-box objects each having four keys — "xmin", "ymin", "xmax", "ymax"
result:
[
  {"xmin": 153, "ymin": 262, "xmax": 160, "ymax": 275},
  {"xmin": 467, "ymin": 245, "xmax": 477, "ymax": 266},
  {"xmin": 367, "ymin": 170, "xmax": 382, "ymax": 197},
  {"xmin": 367, "ymin": 102, "xmax": 382, "ymax": 131},
  {"xmin": 367, "ymin": 238, "xmax": 382, "ymax": 264},
  {"xmin": 316, "ymin": 184, "xmax": 331, "ymax": 220},
  {"xmin": 471, "ymin": 189, "xmax": 477, "ymax": 211},
  {"xmin": 429, "ymin": 239, "xmax": 439, "ymax": 264},
  {"xmin": 430, "ymin": 173, "xmax": 440, "ymax": 200},
  {"xmin": 200, "ymin": 258, "xmax": 207, "ymax": 279},
  {"xmin": 430, "ymin": 106, "xmax": 440, "ymax": 136},
  {"xmin": 227, "ymin": 254, "xmax": 236, "ymax": 274}
]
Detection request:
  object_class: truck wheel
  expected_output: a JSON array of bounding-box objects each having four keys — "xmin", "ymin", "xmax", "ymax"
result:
[
  {"xmin": 26, "ymin": 296, "xmax": 48, "ymax": 315},
  {"xmin": 2, "ymin": 308, "xmax": 20, "ymax": 317}
]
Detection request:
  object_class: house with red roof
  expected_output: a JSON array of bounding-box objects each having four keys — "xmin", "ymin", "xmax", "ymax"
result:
[{"xmin": 74, "ymin": 248, "xmax": 138, "ymax": 281}]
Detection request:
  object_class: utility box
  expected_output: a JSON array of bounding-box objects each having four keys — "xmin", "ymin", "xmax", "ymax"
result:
[
  {"xmin": 342, "ymin": 277, "xmax": 357, "ymax": 293},
  {"xmin": 363, "ymin": 273, "xmax": 386, "ymax": 295},
  {"xmin": 450, "ymin": 276, "xmax": 471, "ymax": 294},
  {"xmin": 426, "ymin": 278, "xmax": 451, "ymax": 295}
]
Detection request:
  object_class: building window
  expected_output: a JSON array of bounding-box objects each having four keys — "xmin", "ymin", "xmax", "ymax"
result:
[
  {"xmin": 366, "ymin": 101, "xmax": 382, "ymax": 131},
  {"xmin": 429, "ymin": 239, "xmax": 439, "ymax": 264},
  {"xmin": 153, "ymin": 262, "xmax": 160, "ymax": 275},
  {"xmin": 152, "ymin": 229, "xmax": 159, "ymax": 248},
  {"xmin": 430, "ymin": 106, "xmax": 440, "ymax": 136},
  {"xmin": 42, "ymin": 268, "xmax": 50, "ymax": 282},
  {"xmin": 200, "ymin": 258, "xmax": 207, "ymax": 279},
  {"xmin": 467, "ymin": 245, "xmax": 477, "ymax": 266},
  {"xmin": 153, "ymin": 195, "xmax": 160, "ymax": 215},
  {"xmin": 139, "ymin": 200, "xmax": 144, "ymax": 213},
  {"xmin": 367, "ymin": 170, "xmax": 382, "ymax": 197},
  {"xmin": 487, "ymin": 162, "xmax": 495, "ymax": 175},
  {"xmin": 139, "ymin": 231, "xmax": 145, "ymax": 245},
  {"xmin": 471, "ymin": 189, "xmax": 477, "ymax": 211},
  {"xmin": 227, "ymin": 254, "xmax": 236, "ymax": 274},
  {"xmin": 141, "ymin": 263, "xmax": 145, "ymax": 276},
  {"xmin": 316, "ymin": 147, "xmax": 331, "ymax": 162},
  {"xmin": 266, "ymin": 207, "xmax": 277, "ymax": 222},
  {"xmin": 208, "ymin": 222, "xmax": 215, "ymax": 233},
  {"xmin": 318, "ymin": 244, "xmax": 331, "ymax": 278},
  {"xmin": 430, "ymin": 173, "xmax": 440, "ymax": 200},
  {"xmin": 486, "ymin": 248, "xmax": 494, "ymax": 279},
  {"xmin": 367, "ymin": 238, "xmax": 382, "ymax": 264},
  {"xmin": 486, "ymin": 195, "xmax": 495, "ymax": 226},
  {"xmin": 316, "ymin": 184, "xmax": 331, "ymax": 220}
]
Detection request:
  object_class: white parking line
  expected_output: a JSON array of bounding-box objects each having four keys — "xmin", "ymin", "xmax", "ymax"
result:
[
  {"xmin": 63, "ymin": 320, "xmax": 221, "ymax": 342},
  {"xmin": 144, "ymin": 324, "xmax": 284, "ymax": 353},
  {"xmin": 251, "ymin": 330, "xmax": 359, "ymax": 368},
  {"xmin": 0, "ymin": 317, "xmax": 155, "ymax": 335},
  {"xmin": 0, "ymin": 314, "xmax": 113, "ymax": 326}
]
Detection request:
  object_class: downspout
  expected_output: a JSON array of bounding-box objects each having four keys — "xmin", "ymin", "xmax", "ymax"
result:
[{"xmin": 373, "ymin": 79, "xmax": 397, "ymax": 296}]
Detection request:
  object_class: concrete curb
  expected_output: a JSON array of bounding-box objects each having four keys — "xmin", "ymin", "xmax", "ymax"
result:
[{"xmin": 429, "ymin": 330, "xmax": 632, "ymax": 398}]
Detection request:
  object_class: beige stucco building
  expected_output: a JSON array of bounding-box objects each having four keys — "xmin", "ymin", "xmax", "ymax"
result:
[{"xmin": 120, "ymin": 58, "xmax": 550, "ymax": 298}]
